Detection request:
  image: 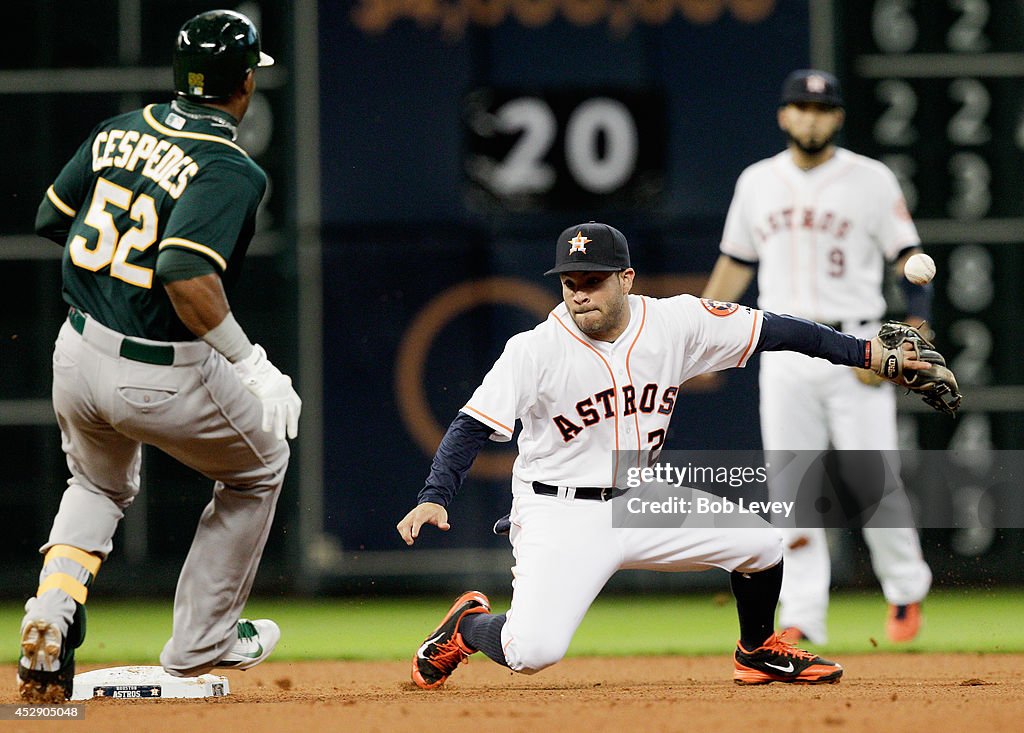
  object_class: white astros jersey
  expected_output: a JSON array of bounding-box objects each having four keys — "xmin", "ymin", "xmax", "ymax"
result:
[
  {"xmin": 720, "ymin": 147, "xmax": 932, "ymax": 646},
  {"xmin": 461, "ymin": 294, "xmax": 763, "ymax": 490},
  {"xmin": 720, "ymin": 148, "xmax": 919, "ymax": 323}
]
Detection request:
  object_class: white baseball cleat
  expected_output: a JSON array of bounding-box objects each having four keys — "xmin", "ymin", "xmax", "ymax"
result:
[
  {"xmin": 18, "ymin": 619, "xmax": 74, "ymax": 703},
  {"xmin": 215, "ymin": 619, "xmax": 280, "ymax": 670}
]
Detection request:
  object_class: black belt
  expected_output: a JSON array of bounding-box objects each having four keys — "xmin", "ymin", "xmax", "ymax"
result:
[
  {"xmin": 532, "ymin": 481, "xmax": 627, "ymax": 502},
  {"xmin": 821, "ymin": 319, "xmax": 872, "ymax": 331},
  {"xmin": 69, "ymin": 308, "xmax": 175, "ymax": 366}
]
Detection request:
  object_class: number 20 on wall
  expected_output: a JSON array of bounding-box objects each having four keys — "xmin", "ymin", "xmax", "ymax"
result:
[{"xmin": 464, "ymin": 90, "xmax": 664, "ymax": 204}]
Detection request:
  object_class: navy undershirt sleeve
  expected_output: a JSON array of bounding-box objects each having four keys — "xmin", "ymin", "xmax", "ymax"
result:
[
  {"xmin": 756, "ymin": 311, "xmax": 871, "ymax": 368},
  {"xmin": 417, "ymin": 412, "xmax": 496, "ymax": 507},
  {"xmin": 898, "ymin": 278, "xmax": 933, "ymax": 321},
  {"xmin": 893, "ymin": 246, "xmax": 934, "ymax": 321}
]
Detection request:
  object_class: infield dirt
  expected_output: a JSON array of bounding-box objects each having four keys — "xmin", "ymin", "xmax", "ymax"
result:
[{"xmin": 4, "ymin": 653, "xmax": 1022, "ymax": 732}]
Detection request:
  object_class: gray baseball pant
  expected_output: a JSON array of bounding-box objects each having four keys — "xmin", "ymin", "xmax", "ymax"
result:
[{"xmin": 30, "ymin": 314, "xmax": 289, "ymax": 676}]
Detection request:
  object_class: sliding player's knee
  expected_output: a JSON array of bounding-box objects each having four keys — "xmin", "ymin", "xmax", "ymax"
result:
[{"xmin": 733, "ymin": 528, "xmax": 784, "ymax": 573}]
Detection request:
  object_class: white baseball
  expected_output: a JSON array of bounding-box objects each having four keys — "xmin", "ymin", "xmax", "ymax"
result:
[{"xmin": 904, "ymin": 253, "xmax": 936, "ymax": 285}]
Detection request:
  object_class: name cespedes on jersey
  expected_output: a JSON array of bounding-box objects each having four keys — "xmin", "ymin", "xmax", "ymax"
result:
[
  {"xmin": 90, "ymin": 130, "xmax": 199, "ymax": 199},
  {"xmin": 552, "ymin": 383, "xmax": 679, "ymax": 442}
]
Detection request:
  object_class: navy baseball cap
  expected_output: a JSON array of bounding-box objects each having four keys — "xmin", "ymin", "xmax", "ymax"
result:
[
  {"xmin": 780, "ymin": 69, "xmax": 844, "ymax": 108},
  {"xmin": 545, "ymin": 222, "xmax": 631, "ymax": 276}
]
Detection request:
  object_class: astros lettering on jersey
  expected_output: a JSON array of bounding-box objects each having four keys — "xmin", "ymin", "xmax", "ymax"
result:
[
  {"xmin": 720, "ymin": 148, "xmax": 919, "ymax": 324},
  {"xmin": 461, "ymin": 294, "xmax": 762, "ymax": 489}
]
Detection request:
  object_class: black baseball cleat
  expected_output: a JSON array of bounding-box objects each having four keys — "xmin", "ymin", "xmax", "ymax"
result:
[
  {"xmin": 17, "ymin": 605, "xmax": 86, "ymax": 703},
  {"xmin": 411, "ymin": 591, "xmax": 490, "ymax": 689},
  {"xmin": 734, "ymin": 632, "xmax": 843, "ymax": 685},
  {"xmin": 492, "ymin": 514, "xmax": 512, "ymax": 536}
]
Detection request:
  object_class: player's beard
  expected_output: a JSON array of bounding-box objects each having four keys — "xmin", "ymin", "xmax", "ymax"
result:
[
  {"xmin": 572, "ymin": 310, "xmax": 607, "ymax": 336},
  {"xmin": 572, "ymin": 294, "xmax": 628, "ymax": 340},
  {"xmin": 787, "ymin": 129, "xmax": 836, "ymax": 156}
]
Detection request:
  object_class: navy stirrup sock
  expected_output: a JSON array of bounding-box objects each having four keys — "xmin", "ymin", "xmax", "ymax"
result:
[{"xmin": 460, "ymin": 612, "xmax": 509, "ymax": 667}]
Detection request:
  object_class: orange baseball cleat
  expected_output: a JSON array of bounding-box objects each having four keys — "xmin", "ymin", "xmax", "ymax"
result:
[
  {"xmin": 734, "ymin": 632, "xmax": 843, "ymax": 685},
  {"xmin": 778, "ymin": 626, "xmax": 806, "ymax": 644},
  {"xmin": 411, "ymin": 591, "xmax": 490, "ymax": 689},
  {"xmin": 886, "ymin": 602, "xmax": 922, "ymax": 642}
]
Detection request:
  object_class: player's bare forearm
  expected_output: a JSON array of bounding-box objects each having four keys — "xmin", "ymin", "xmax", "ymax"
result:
[
  {"xmin": 701, "ymin": 255, "xmax": 755, "ymax": 302},
  {"xmin": 164, "ymin": 273, "xmax": 231, "ymax": 337},
  {"xmin": 397, "ymin": 503, "xmax": 450, "ymax": 546}
]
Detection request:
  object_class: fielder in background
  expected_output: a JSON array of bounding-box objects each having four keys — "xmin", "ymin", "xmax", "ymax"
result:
[
  {"xmin": 18, "ymin": 10, "xmax": 300, "ymax": 703},
  {"xmin": 702, "ymin": 69, "xmax": 934, "ymax": 645},
  {"xmin": 398, "ymin": 221, "xmax": 950, "ymax": 690}
]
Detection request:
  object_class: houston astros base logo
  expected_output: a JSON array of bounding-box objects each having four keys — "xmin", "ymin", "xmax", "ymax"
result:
[
  {"xmin": 700, "ymin": 298, "xmax": 740, "ymax": 316},
  {"xmin": 568, "ymin": 231, "xmax": 590, "ymax": 254}
]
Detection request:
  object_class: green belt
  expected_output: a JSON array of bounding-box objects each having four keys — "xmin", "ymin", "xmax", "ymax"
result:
[{"xmin": 68, "ymin": 308, "xmax": 175, "ymax": 366}]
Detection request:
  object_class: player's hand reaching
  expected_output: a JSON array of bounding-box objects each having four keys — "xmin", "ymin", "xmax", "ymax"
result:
[
  {"xmin": 869, "ymin": 322, "xmax": 962, "ymax": 415},
  {"xmin": 868, "ymin": 336, "xmax": 934, "ymax": 375},
  {"xmin": 233, "ymin": 344, "xmax": 302, "ymax": 440},
  {"xmin": 397, "ymin": 502, "xmax": 450, "ymax": 546}
]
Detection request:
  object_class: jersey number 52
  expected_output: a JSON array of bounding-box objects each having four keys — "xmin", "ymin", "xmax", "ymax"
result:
[{"xmin": 69, "ymin": 177, "xmax": 157, "ymax": 289}]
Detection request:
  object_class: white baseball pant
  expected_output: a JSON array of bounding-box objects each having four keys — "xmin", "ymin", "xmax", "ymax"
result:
[
  {"xmin": 759, "ymin": 349, "xmax": 931, "ymax": 643},
  {"xmin": 499, "ymin": 484, "xmax": 782, "ymax": 673}
]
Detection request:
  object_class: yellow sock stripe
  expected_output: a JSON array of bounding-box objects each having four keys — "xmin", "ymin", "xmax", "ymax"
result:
[
  {"xmin": 45, "ymin": 545, "xmax": 102, "ymax": 577},
  {"xmin": 37, "ymin": 573, "xmax": 89, "ymax": 605}
]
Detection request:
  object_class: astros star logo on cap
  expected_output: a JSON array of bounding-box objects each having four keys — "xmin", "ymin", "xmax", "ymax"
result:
[
  {"xmin": 806, "ymin": 74, "xmax": 826, "ymax": 93},
  {"xmin": 568, "ymin": 231, "xmax": 591, "ymax": 254}
]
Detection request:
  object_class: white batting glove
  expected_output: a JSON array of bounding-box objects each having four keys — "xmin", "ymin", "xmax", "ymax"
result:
[{"xmin": 232, "ymin": 344, "xmax": 301, "ymax": 440}]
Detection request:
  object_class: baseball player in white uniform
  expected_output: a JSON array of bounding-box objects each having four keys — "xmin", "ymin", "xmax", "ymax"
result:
[
  {"xmin": 702, "ymin": 69, "xmax": 933, "ymax": 644},
  {"xmin": 398, "ymin": 221, "xmax": 939, "ymax": 689}
]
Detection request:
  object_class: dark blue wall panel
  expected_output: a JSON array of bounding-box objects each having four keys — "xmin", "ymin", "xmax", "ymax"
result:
[{"xmin": 320, "ymin": 2, "xmax": 809, "ymax": 550}]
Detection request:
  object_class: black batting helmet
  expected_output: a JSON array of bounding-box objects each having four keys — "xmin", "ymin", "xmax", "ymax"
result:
[{"xmin": 173, "ymin": 9, "xmax": 274, "ymax": 101}]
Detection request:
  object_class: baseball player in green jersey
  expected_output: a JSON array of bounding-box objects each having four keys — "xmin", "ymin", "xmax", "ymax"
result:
[{"xmin": 18, "ymin": 10, "xmax": 300, "ymax": 703}]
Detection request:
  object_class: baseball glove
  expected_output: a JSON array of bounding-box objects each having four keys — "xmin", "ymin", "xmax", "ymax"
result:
[{"xmin": 874, "ymin": 321, "xmax": 962, "ymax": 416}]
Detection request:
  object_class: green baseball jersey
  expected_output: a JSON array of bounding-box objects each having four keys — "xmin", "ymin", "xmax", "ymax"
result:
[{"xmin": 35, "ymin": 99, "xmax": 267, "ymax": 341}]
